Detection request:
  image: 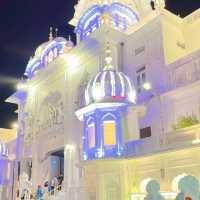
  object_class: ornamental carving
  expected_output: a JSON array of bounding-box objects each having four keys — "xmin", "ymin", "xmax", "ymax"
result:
[{"xmin": 35, "ymin": 91, "xmax": 64, "ymax": 135}]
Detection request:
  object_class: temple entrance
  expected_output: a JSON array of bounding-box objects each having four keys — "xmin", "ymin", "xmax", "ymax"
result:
[
  {"xmin": 50, "ymin": 149, "xmax": 64, "ymax": 178},
  {"xmin": 48, "ymin": 149, "xmax": 64, "ymax": 193}
]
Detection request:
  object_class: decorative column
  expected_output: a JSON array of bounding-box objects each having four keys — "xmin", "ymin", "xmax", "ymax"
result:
[
  {"xmin": 63, "ymin": 66, "xmax": 81, "ymax": 200},
  {"xmin": 83, "ymin": 116, "xmax": 89, "ymax": 160},
  {"xmin": 95, "ymin": 110, "xmax": 104, "ymax": 158},
  {"xmin": 0, "ymin": 186, "xmax": 3, "ymax": 200},
  {"xmin": 115, "ymin": 112, "xmax": 123, "ymax": 156}
]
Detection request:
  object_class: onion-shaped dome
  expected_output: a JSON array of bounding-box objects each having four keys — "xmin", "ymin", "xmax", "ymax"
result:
[
  {"xmin": 75, "ymin": 2, "xmax": 139, "ymax": 40},
  {"xmin": 0, "ymin": 141, "xmax": 8, "ymax": 157},
  {"xmin": 24, "ymin": 36, "xmax": 74, "ymax": 79},
  {"xmin": 85, "ymin": 44, "xmax": 136, "ymax": 105}
]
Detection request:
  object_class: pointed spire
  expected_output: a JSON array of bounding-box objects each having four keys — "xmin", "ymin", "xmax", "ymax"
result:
[
  {"xmin": 49, "ymin": 27, "xmax": 53, "ymax": 41},
  {"xmin": 68, "ymin": 35, "xmax": 71, "ymax": 41},
  {"xmin": 55, "ymin": 28, "xmax": 58, "ymax": 37},
  {"xmin": 104, "ymin": 42, "xmax": 114, "ymax": 70},
  {"xmin": 29, "ymin": 56, "xmax": 33, "ymax": 61}
]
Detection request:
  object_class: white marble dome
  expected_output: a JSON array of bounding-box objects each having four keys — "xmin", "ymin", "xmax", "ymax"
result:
[
  {"xmin": 85, "ymin": 68, "xmax": 136, "ymax": 105},
  {"xmin": 85, "ymin": 43, "xmax": 136, "ymax": 105}
]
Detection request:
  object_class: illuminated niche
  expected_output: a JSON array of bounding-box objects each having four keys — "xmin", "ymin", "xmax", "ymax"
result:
[
  {"xmin": 102, "ymin": 114, "xmax": 116, "ymax": 146},
  {"xmin": 87, "ymin": 117, "xmax": 96, "ymax": 149}
]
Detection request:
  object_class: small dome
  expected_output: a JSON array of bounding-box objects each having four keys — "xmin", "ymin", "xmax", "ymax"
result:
[
  {"xmin": 85, "ymin": 44, "xmax": 136, "ymax": 105},
  {"xmin": 85, "ymin": 68, "xmax": 136, "ymax": 105},
  {"xmin": 75, "ymin": 2, "xmax": 139, "ymax": 40},
  {"xmin": 85, "ymin": 43, "xmax": 136, "ymax": 105},
  {"xmin": 0, "ymin": 141, "xmax": 8, "ymax": 157},
  {"xmin": 24, "ymin": 36, "xmax": 74, "ymax": 79}
]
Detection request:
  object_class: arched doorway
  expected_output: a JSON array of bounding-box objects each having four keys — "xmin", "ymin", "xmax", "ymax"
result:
[
  {"xmin": 140, "ymin": 178, "xmax": 153, "ymax": 193},
  {"xmin": 172, "ymin": 173, "xmax": 187, "ymax": 192},
  {"xmin": 173, "ymin": 175, "xmax": 200, "ymax": 200},
  {"xmin": 51, "ymin": 149, "xmax": 64, "ymax": 178}
]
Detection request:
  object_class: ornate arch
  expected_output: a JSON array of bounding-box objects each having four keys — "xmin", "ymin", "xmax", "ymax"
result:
[
  {"xmin": 86, "ymin": 116, "xmax": 95, "ymax": 126},
  {"xmin": 102, "ymin": 112, "xmax": 117, "ymax": 121}
]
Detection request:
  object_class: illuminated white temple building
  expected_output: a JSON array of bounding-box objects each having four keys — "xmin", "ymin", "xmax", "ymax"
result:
[
  {"xmin": 3, "ymin": 0, "xmax": 200, "ymax": 199},
  {"xmin": 0, "ymin": 128, "xmax": 17, "ymax": 200}
]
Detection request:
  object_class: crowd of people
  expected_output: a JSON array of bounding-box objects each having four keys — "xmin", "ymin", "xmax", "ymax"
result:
[{"xmin": 19, "ymin": 175, "xmax": 64, "ymax": 200}]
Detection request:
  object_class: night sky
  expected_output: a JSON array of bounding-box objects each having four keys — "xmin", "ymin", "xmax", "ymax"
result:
[{"xmin": 0, "ymin": 0, "xmax": 199, "ymax": 128}]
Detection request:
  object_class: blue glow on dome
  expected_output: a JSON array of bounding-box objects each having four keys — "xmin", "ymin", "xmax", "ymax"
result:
[
  {"xmin": 24, "ymin": 57, "xmax": 41, "ymax": 79},
  {"xmin": 24, "ymin": 37, "xmax": 70, "ymax": 79},
  {"xmin": 85, "ymin": 69, "xmax": 136, "ymax": 105},
  {"xmin": 76, "ymin": 3, "xmax": 139, "ymax": 40},
  {"xmin": 77, "ymin": 66, "xmax": 136, "ymax": 160}
]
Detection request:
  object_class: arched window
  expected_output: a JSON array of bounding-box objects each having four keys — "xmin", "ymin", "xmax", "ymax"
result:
[
  {"xmin": 87, "ymin": 118, "xmax": 96, "ymax": 148},
  {"xmin": 53, "ymin": 48, "xmax": 58, "ymax": 58},
  {"xmin": 48, "ymin": 50, "xmax": 53, "ymax": 63},
  {"xmin": 102, "ymin": 113, "xmax": 116, "ymax": 146},
  {"xmin": 44, "ymin": 56, "xmax": 48, "ymax": 65}
]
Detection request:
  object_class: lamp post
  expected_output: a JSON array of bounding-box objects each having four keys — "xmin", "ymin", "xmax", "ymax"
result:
[{"xmin": 142, "ymin": 82, "xmax": 165, "ymax": 146}]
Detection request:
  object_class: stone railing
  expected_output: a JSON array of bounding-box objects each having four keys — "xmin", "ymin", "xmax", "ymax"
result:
[
  {"xmin": 43, "ymin": 185, "xmax": 85, "ymax": 200},
  {"xmin": 165, "ymin": 124, "xmax": 200, "ymax": 149},
  {"xmin": 43, "ymin": 185, "xmax": 64, "ymax": 200},
  {"xmin": 125, "ymin": 124, "xmax": 200, "ymax": 158}
]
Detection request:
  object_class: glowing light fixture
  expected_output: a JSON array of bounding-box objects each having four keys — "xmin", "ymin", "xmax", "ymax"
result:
[
  {"xmin": 192, "ymin": 138, "xmax": 200, "ymax": 144},
  {"xmin": 142, "ymin": 82, "xmax": 152, "ymax": 91},
  {"xmin": 17, "ymin": 82, "xmax": 27, "ymax": 90},
  {"xmin": 12, "ymin": 122, "xmax": 18, "ymax": 129},
  {"xmin": 28, "ymin": 85, "xmax": 37, "ymax": 96},
  {"xmin": 62, "ymin": 54, "xmax": 79, "ymax": 72},
  {"xmin": 65, "ymin": 144, "xmax": 75, "ymax": 151}
]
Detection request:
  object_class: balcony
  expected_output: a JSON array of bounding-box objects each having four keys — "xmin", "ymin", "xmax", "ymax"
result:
[{"xmin": 125, "ymin": 124, "xmax": 200, "ymax": 158}]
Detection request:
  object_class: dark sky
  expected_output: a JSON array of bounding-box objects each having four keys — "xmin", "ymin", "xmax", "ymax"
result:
[{"xmin": 0, "ymin": 0, "xmax": 199, "ymax": 128}]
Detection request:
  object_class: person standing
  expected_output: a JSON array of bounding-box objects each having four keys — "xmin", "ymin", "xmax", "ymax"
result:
[
  {"xmin": 35, "ymin": 185, "xmax": 43, "ymax": 200},
  {"xmin": 51, "ymin": 177, "xmax": 59, "ymax": 194}
]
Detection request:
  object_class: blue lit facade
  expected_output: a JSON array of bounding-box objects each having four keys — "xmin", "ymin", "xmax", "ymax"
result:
[
  {"xmin": 82, "ymin": 103, "xmax": 130, "ymax": 160},
  {"xmin": 0, "ymin": 142, "xmax": 9, "ymax": 185},
  {"xmin": 76, "ymin": 55, "xmax": 137, "ymax": 160},
  {"xmin": 75, "ymin": 2, "xmax": 139, "ymax": 40},
  {"xmin": 24, "ymin": 37, "xmax": 72, "ymax": 79}
]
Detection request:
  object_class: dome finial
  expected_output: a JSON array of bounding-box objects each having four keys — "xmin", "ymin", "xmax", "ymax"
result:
[
  {"xmin": 55, "ymin": 28, "xmax": 58, "ymax": 37},
  {"xmin": 68, "ymin": 35, "xmax": 71, "ymax": 41},
  {"xmin": 49, "ymin": 27, "xmax": 53, "ymax": 41},
  {"xmin": 104, "ymin": 42, "xmax": 114, "ymax": 70}
]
